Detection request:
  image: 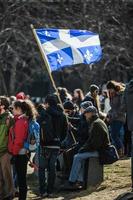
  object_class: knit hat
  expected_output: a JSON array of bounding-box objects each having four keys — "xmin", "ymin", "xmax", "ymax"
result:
[
  {"xmin": 84, "ymin": 106, "xmax": 98, "ymax": 114},
  {"xmin": 80, "ymin": 101, "xmax": 93, "ymax": 109},
  {"xmin": 16, "ymin": 92, "xmax": 26, "ymax": 100},
  {"xmin": 63, "ymin": 101, "xmax": 74, "ymax": 110}
]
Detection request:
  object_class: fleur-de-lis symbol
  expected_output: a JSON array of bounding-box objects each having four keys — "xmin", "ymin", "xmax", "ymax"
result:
[
  {"xmin": 45, "ymin": 31, "xmax": 51, "ymax": 37},
  {"xmin": 84, "ymin": 50, "xmax": 93, "ymax": 61},
  {"xmin": 57, "ymin": 54, "xmax": 63, "ymax": 64}
]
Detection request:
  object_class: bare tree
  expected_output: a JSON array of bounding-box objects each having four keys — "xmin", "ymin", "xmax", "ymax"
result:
[{"xmin": 0, "ymin": 0, "xmax": 133, "ymax": 95}]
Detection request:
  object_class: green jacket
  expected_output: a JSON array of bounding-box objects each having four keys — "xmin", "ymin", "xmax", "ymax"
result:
[
  {"xmin": 80, "ymin": 115, "xmax": 110, "ymax": 152},
  {"xmin": 0, "ymin": 111, "xmax": 14, "ymax": 158}
]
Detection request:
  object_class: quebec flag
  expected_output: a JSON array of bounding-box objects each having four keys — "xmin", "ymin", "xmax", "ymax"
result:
[{"xmin": 35, "ymin": 28, "xmax": 102, "ymax": 71}]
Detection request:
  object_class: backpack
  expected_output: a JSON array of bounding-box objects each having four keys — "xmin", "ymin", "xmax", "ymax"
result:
[
  {"xmin": 99, "ymin": 145, "xmax": 119, "ymax": 165},
  {"xmin": 40, "ymin": 113, "xmax": 57, "ymax": 146},
  {"xmin": 24, "ymin": 120, "xmax": 40, "ymax": 152}
]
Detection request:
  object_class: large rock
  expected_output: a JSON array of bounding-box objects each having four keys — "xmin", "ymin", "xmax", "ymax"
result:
[{"xmin": 115, "ymin": 192, "xmax": 133, "ymax": 200}]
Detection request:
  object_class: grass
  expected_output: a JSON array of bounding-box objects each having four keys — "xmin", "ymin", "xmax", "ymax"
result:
[{"xmin": 15, "ymin": 158, "xmax": 132, "ymax": 200}]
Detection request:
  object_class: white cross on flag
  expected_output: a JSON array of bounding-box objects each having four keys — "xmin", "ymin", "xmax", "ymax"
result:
[{"xmin": 35, "ymin": 28, "xmax": 102, "ymax": 71}]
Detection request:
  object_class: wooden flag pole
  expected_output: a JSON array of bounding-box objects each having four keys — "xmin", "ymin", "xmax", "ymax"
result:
[
  {"xmin": 30, "ymin": 24, "xmax": 77, "ymax": 144},
  {"xmin": 30, "ymin": 24, "xmax": 62, "ymax": 105}
]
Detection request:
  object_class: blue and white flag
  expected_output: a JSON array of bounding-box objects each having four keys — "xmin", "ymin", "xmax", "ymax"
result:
[{"xmin": 35, "ymin": 28, "xmax": 102, "ymax": 71}]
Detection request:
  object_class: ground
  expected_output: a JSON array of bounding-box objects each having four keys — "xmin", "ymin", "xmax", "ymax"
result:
[{"xmin": 17, "ymin": 158, "xmax": 131, "ymax": 200}]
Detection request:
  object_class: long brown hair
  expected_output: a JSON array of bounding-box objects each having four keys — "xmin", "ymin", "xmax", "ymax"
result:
[
  {"xmin": 13, "ymin": 100, "xmax": 38, "ymax": 120},
  {"xmin": 74, "ymin": 89, "xmax": 84, "ymax": 101},
  {"xmin": 107, "ymin": 80, "xmax": 125, "ymax": 92},
  {"xmin": 107, "ymin": 80, "xmax": 125, "ymax": 99}
]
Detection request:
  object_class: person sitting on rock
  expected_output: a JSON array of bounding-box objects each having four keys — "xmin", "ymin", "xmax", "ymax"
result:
[{"xmin": 63, "ymin": 106, "xmax": 110, "ymax": 190}]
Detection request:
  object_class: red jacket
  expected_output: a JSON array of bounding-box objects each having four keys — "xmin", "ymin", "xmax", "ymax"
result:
[{"xmin": 8, "ymin": 115, "xmax": 28, "ymax": 155}]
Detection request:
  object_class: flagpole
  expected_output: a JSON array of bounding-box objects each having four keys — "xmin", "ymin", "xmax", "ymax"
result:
[
  {"xmin": 30, "ymin": 24, "xmax": 61, "ymax": 104},
  {"xmin": 30, "ymin": 24, "xmax": 77, "ymax": 144}
]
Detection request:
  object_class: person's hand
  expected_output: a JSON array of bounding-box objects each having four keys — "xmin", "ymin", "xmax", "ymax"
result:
[
  {"xmin": 26, "ymin": 150, "xmax": 30, "ymax": 154},
  {"xmin": 10, "ymin": 156, "xmax": 15, "ymax": 164},
  {"xmin": 68, "ymin": 122, "xmax": 73, "ymax": 130},
  {"xmin": 106, "ymin": 113, "xmax": 112, "ymax": 122},
  {"xmin": 59, "ymin": 149, "xmax": 65, "ymax": 154},
  {"xmin": 106, "ymin": 116, "xmax": 110, "ymax": 122},
  {"xmin": 78, "ymin": 147, "xmax": 86, "ymax": 153}
]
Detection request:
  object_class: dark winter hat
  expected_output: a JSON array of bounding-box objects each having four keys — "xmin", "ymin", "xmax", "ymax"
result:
[
  {"xmin": 80, "ymin": 101, "xmax": 93, "ymax": 109},
  {"xmin": 90, "ymin": 84, "xmax": 99, "ymax": 93},
  {"xmin": 84, "ymin": 106, "xmax": 98, "ymax": 114},
  {"xmin": 63, "ymin": 101, "xmax": 74, "ymax": 110}
]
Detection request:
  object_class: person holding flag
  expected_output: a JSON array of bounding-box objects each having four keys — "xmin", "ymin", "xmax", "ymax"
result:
[{"xmin": 31, "ymin": 26, "xmax": 102, "ymax": 195}]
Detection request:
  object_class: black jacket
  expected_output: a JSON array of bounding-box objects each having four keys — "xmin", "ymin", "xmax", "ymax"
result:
[
  {"xmin": 38, "ymin": 105, "xmax": 67, "ymax": 147},
  {"xmin": 80, "ymin": 115, "xmax": 110, "ymax": 152},
  {"xmin": 61, "ymin": 111, "xmax": 80, "ymax": 148},
  {"xmin": 67, "ymin": 111, "xmax": 80, "ymax": 137},
  {"xmin": 83, "ymin": 94, "xmax": 95, "ymax": 106},
  {"xmin": 77, "ymin": 114, "xmax": 89, "ymax": 147}
]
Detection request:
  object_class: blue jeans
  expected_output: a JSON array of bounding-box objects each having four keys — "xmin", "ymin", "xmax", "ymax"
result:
[
  {"xmin": 69, "ymin": 151, "xmax": 99, "ymax": 183},
  {"xmin": 110, "ymin": 120, "xmax": 125, "ymax": 150},
  {"xmin": 38, "ymin": 147, "xmax": 59, "ymax": 194}
]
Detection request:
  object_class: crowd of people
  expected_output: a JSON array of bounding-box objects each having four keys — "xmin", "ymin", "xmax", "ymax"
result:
[{"xmin": 0, "ymin": 79, "xmax": 132, "ymax": 200}]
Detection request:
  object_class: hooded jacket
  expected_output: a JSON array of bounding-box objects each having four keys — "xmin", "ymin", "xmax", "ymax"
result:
[
  {"xmin": 8, "ymin": 115, "xmax": 28, "ymax": 155},
  {"xmin": 123, "ymin": 80, "xmax": 133, "ymax": 131},
  {"xmin": 0, "ymin": 111, "xmax": 14, "ymax": 158},
  {"xmin": 38, "ymin": 105, "xmax": 67, "ymax": 147},
  {"xmin": 79, "ymin": 115, "xmax": 110, "ymax": 152},
  {"xmin": 77, "ymin": 114, "xmax": 89, "ymax": 147}
]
